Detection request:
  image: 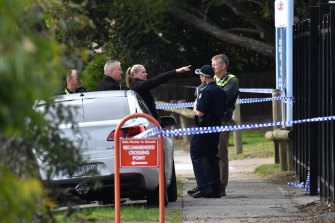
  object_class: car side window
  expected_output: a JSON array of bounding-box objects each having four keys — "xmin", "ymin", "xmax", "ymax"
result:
[{"xmin": 136, "ymin": 95, "xmax": 152, "ymax": 116}]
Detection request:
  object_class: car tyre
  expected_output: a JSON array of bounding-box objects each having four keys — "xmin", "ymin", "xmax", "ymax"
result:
[
  {"xmin": 147, "ymin": 180, "xmax": 168, "ymax": 207},
  {"xmin": 167, "ymin": 162, "xmax": 177, "ymax": 202}
]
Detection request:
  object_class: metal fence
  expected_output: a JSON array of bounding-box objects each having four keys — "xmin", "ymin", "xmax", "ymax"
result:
[{"xmin": 293, "ymin": 4, "xmax": 335, "ymax": 202}]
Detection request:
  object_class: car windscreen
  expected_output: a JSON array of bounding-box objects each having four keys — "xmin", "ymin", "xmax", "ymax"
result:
[{"xmin": 82, "ymin": 97, "xmax": 129, "ymax": 122}]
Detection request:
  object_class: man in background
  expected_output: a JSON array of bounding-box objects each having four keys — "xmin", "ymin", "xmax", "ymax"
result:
[
  {"xmin": 56, "ymin": 69, "xmax": 88, "ymax": 95},
  {"xmin": 211, "ymin": 54, "xmax": 239, "ymax": 196},
  {"xmin": 95, "ymin": 60, "xmax": 125, "ymax": 91}
]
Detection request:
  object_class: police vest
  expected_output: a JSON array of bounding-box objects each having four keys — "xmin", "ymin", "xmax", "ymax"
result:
[
  {"xmin": 64, "ymin": 88, "xmax": 71, "ymax": 94},
  {"xmin": 214, "ymin": 74, "xmax": 239, "ymax": 109}
]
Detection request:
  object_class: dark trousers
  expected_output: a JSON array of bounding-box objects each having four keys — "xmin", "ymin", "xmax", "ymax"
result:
[{"xmin": 190, "ymin": 133, "xmax": 221, "ymax": 193}]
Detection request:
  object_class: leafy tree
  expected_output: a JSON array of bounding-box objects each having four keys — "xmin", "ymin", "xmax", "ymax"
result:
[
  {"xmin": 81, "ymin": 0, "xmax": 329, "ymax": 75},
  {"xmin": 0, "ymin": 0, "xmax": 92, "ymax": 220},
  {"xmin": 81, "ymin": 54, "xmax": 109, "ymax": 91}
]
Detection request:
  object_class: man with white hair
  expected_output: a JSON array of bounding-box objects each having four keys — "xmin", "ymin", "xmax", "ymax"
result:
[{"xmin": 95, "ymin": 60, "xmax": 124, "ymax": 91}]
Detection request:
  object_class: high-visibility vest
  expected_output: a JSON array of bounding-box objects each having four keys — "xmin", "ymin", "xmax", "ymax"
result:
[
  {"xmin": 214, "ymin": 74, "xmax": 239, "ymax": 109},
  {"xmin": 64, "ymin": 88, "xmax": 71, "ymax": 94},
  {"xmin": 214, "ymin": 74, "xmax": 238, "ymax": 87}
]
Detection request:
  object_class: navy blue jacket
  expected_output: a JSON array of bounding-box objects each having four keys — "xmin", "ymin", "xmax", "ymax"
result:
[{"xmin": 196, "ymin": 81, "xmax": 226, "ymax": 126}]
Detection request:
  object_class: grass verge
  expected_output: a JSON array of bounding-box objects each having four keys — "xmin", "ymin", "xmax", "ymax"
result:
[
  {"xmin": 228, "ymin": 130, "xmax": 274, "ymax": 159},
  {"xmin": 53, "ymin": 177, "xmax": 184, "ymax": 222},
  {"xmin": 54, "ymin": 206, "xmax": 182, "ymax": 222},
  {"xmin": 254, "ymin": 163, "xmax": 280, "ymax": 177}
]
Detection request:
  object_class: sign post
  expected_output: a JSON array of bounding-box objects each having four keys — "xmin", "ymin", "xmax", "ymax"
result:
[
  {"xmin": 275, "ymin": 0, "xmax": 293, "ymax": 127},
  {"xmin": 114, "ymin": 113, "xmax": 165, "ymax": 223}
]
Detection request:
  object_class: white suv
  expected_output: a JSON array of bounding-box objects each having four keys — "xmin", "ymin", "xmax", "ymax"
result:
[{"xmin": 35, "ymin": 90, "xmax": 177, "ymax": 206}]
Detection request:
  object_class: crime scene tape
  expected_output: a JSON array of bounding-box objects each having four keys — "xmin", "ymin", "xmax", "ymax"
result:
[
  {"xmin": 134, "ymin": 115, "xmax": 335, "ymax": 138},
  {"xmin": 156, "ymin": 96, "xmax": 294, "ymax": 109},
  {"xmin": 288, "ymin": 171, "xmax": 320, "ymax": 193},
  {"xmin": 161, "ymin": 84, "xmax": 274, "ymax": 94}
]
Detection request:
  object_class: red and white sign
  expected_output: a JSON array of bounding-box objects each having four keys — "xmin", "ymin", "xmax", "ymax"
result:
[
  {"xmin": 275, "ymin": 0, "xmax": 288, "ymax": 27},
  {"xmin": 120, "ymin": 138, "xmax": 158, "ymax": 167}
]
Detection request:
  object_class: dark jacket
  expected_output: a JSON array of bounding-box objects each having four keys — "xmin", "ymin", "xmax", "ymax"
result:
[
  {"xmin": 95, "ymin": 75, "xmax": 121, "ymax": 91},
  {"xmin": 195, "ymin": 82, "xmax": 226, "ymax": 127},
  {"xmin": 130, "ymin": 70, "xmax": 177, "ymax": 119}
]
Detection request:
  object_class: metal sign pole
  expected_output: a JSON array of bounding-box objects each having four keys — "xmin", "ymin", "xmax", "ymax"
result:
[
  {"xmin": 275, "ymin": 0, "xmax": 293, "ymax": 127},
  {"xmin": 281, "ymin": 27, "xmax": 287, "ymax": 128},
  {"xmin": 114, "ymin": 113, "xmax": 165, "ymax": 223}
]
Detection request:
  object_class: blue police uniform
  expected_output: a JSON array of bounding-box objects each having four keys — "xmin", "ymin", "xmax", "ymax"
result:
[{"xmin": 190, "ymin": 81, "xmax": 226, "ymax": 196}]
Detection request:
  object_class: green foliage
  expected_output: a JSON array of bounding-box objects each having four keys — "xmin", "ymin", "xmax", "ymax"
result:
[
  {"xmin": 81, "ymin": 54, "xmax": 109, "ymax": 91},
  {"xmin": 0, "ymin": 166, "xmax": 50, "ymax": 223},
  {"xmin": 0, "ymin": 0, "xmax": 60, "ymax": 136},
  {"xmin": 0, "ymin": 0, "xmax": 92, "ymax": 221},
  {"xmin": 254, "ymin": 164, "xmax": 280, "ymax": 177},
  {"xmin": 229, "ymin": 130, "xmax": 274, "ymax": 159},
  {"xmin": 90, "ymin": 0, "xmax": 273, "ymax": 76},
  {"xmin": 44, "ymin": 0, "xmax": 94, "ymax": 71}
]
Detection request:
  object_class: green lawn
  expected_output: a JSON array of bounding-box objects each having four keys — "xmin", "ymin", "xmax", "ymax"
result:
[
  {"xmin": 52, "ymin": 177, "xmax": 184, "ymax": 222},
  {"xmin": 228, "ymin": 129, "xmax": 274, "ymax": 159},
  {"xmin": 54, "ymin": 206, "xmax": 182, "ymax": 222},
  {"xmin": 254, "ymin": 163, "xmax": 280, "ymax": 176}
]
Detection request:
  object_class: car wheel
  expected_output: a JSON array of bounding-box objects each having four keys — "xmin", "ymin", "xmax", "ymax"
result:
[
  {"xmin": 146, "ymin": 180, "xmax": 168, "ymax": 207},
  {"xmin": 168, "ymin": 162, "xmax": 177, "ymax": 202}
]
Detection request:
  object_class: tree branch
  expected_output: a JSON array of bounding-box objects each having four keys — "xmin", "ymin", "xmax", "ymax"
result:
[
  {"xmin": 169, "ymin": 4, "xmax": 275, "ymax": 58},
  {"xmin": 224, "ymin": 1, "xmax": 275, "ymax": 43}
]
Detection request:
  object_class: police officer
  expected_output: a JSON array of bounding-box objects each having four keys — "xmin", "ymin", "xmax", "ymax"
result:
[
  {"xmin": 189, "ymin": 65, "xmax": 226, "ymax": 198},
  {"xmin": 55, "ymin": 69, "xmax": 88, "ymax": 95},
  {"xmin": 211, "ymin": 54, "xmax": 239, "ymax": 196}
]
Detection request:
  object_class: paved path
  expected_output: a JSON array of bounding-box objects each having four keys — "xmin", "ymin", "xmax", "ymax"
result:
[{"xmin": 172, "ymin": 148, "xmax": 327, "ymax": 223}]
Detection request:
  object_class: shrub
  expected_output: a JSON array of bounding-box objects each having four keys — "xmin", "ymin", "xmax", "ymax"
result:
[{"xmin": 81, "ymin": 54, "xmax": 109, "ymax": 91}]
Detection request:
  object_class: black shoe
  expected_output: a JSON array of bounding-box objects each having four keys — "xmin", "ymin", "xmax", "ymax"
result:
[
  {"xmin": 187, "ymin": 187, "xmax": 199, "ymax": 195},
  {"xmin": 204, "ymin": 191, "xmax": 222, "ymax": 198},
  {"xmin": 192, "ymin": 190, "xmax": 206, "ymax": 198}
]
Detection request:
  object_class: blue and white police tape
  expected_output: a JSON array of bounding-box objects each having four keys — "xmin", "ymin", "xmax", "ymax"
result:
[
  {"xmin": 156, "ymin": 96, "xmax": 294, "ymax": 109},
  {"xmin": 161, "ymin": 84, "xmax": 274, "ymax": 94},
  {"xmin": 287, "ymin": 171, "xmax": 320, "ymax": 193},
  {"xmin": 134, "ymin": 115, "xmax": 335, "ymax": 138}
]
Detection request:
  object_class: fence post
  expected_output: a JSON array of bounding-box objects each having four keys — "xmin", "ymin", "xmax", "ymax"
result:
[
  {"xmin": 272, "ymin": 89, "xmax": 281, "ymax": 164},
  {"xmin": 286, "ymin": 138, "xmax": 293, "ymax": 171},
  {"xmin": 279, "ymin": 138, "xmax": 288, "ymax": 171},
  {"xmin": 232, "ymin": 98, "xmax": 242, "ymax": 154}
]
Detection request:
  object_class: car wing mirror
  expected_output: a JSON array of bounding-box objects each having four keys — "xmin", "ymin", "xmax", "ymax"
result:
[{"xmin": 160, "ymin": 116, "xmax": 177, "ymax": 128}]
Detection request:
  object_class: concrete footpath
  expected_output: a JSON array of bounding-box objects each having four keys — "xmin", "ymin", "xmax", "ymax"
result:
[{"xmin": 170, "ymin": 148, "xmax": 333, "ymax": 223}]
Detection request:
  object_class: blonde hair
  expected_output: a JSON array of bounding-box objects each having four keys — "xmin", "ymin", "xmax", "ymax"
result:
[{"xmin": 126, "ymin": 64, "xmax": 144, "ymax": 87}]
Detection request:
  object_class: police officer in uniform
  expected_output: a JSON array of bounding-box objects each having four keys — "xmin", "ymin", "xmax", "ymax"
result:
[
  {"xmin": 190, "ymin": 65, "xmax": 226, "ymax": 198},
  {"xmin": 55, "ymin": 69, "xmax": 88, "ymax": 95},
  {"xmin": 211, "ymin": 54, "xmax": 239, "ymax": 196}
]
